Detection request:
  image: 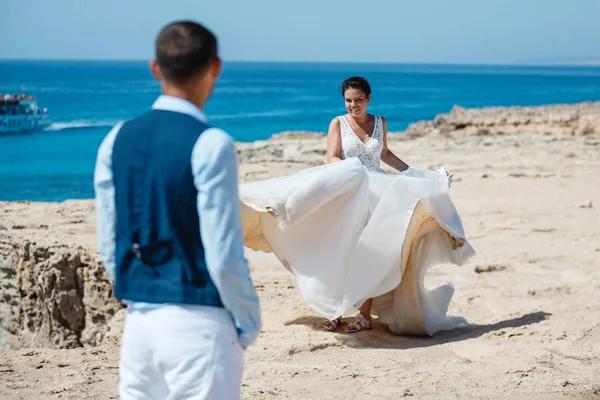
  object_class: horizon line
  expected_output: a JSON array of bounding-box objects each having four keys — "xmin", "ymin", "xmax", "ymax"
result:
[{"xmin": 1, "ymin": 58, "xmax": 600, "ymax": 68}]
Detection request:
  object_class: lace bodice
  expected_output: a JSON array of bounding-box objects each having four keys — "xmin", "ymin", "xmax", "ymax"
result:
[{"xmin": 338, "ymin": 115, "xmax": 384, "ymax": 171}]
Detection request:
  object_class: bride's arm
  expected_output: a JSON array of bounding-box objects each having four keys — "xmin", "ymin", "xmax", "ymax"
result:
[
  {"xmin": 380, "ymin": 117, "xmax": 410, "ymax": 172},
  {"xmin": 326, "ymin": 118, "xmax": 343, "ymax": 164}
]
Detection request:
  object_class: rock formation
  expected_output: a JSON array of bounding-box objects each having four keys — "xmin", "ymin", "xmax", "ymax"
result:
[{"xmin": 404, "ymin": 102, "xmax": 600, "ymax": 137}]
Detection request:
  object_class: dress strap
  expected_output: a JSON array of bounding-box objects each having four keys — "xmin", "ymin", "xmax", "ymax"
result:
[
  {"xmin": 375, "ymin": 116, "xmax": 383, "ymax": 139},
  {"xmin": 338, "ymin": 116, "xmax": 350, "ymax": 137}
]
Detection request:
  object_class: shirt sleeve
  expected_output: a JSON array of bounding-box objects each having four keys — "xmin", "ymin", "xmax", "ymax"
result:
[
  {"xmin": 93, "ymin": 123, "xmax": 122, "ymax": 282},
  {"xmin": 191, "ymin": 128, "xmax": 262, "ymax": 348}
]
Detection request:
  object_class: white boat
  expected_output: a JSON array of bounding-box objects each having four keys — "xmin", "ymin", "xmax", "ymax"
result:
[{"xmin": 0, "ymin": 93, "xmax": 52, "ymax": 134}]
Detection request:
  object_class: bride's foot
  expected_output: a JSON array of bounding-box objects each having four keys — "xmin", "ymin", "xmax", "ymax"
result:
[
  {"xmin": 447, "ymin": 232, "xmax": 465, "ymax": 250},
  {"xmin": 323, "ymin": 318, "xmax": 341, "ymax": 332},
  {"xmin": 345, "ymin": 314, "xmax": 372, "ymax": 333}
]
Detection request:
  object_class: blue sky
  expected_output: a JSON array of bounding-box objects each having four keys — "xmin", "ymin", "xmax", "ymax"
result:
[{"xmin": 2, "ymin": 0, "xmax": 599, "ymax": 64}]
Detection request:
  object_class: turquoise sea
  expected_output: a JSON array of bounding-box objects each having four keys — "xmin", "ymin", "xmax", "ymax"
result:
[{"xmin": 1, "ymin": 60, "xmax": 600, "ymax": 201}]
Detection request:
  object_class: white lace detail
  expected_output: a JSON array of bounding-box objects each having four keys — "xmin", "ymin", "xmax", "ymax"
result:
[{"xmin": 338, "ymin": 115, "xmax": 384, "ymax": 171}]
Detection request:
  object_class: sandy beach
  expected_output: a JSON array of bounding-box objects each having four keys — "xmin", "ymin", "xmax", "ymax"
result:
[{"xmin": 1, "ymin": 103, "xmax": 599, "ymax": 399}]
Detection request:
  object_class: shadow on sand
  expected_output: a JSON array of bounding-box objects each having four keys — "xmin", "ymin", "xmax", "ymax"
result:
[{"xmin": 284, "ymin": 311, "xmax": 551, "ymax": 349}]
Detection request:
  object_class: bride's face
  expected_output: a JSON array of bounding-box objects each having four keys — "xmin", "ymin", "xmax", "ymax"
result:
[{"xmin": 344, "ymin": 88, "xmax": 371, "ymax": 117}]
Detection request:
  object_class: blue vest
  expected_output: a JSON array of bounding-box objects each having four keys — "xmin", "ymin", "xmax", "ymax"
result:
[{"xmin": 111, "ymin": 110, "xmax": 224, "ymax": 308}]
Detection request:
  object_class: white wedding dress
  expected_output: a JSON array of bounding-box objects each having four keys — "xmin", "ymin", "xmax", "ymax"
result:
[{"xmin": 240, "ymin": 115, "xmax": 475, "ymax": 335}]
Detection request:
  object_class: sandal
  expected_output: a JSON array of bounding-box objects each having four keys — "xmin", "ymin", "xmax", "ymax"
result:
[
  {"xmin": 323, "ymin": 317, "xmax": 341, "ymax": 332},
  {"xmin": 345, "ymin": 314, "xmax": 372, "ymax": 333},
  {"xmin": 446, "ymin": 232, "xmax": 465, "ymax": 250}
]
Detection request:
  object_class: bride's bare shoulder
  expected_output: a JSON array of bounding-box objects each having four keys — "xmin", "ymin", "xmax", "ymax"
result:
[{"xmin": 327, "ymin": 117, "xmax": 342, "ymax": 137}]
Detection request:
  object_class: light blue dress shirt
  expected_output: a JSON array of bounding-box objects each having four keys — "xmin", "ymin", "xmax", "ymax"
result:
[{"xmin": 93, "ymin": 95, "xmax": 261, "ymax": 348}]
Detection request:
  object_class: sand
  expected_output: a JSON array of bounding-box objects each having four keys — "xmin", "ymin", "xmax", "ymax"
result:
[{"xmin": 1, "ymin": 129, "xmax": 599, "ymax": 399}]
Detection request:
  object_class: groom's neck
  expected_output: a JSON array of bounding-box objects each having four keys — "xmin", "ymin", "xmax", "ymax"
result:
[{"xmin": 161, "ymin": 82, "xmax": 208, "ymax": 111}]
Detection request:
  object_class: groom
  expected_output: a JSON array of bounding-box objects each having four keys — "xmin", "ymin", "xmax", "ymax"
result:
[{"xmin": 94, "ymin": 21, "xmax": 261, "ymax": 399}]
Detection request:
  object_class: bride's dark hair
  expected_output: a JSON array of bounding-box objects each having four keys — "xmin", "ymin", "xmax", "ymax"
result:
[{"xmin": 340, "ymin": 76, "xmax": 372, "ymax": 97}]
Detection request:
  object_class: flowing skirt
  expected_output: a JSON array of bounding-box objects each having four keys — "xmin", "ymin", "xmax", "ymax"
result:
[{"xmin": 240, "ymin": 158, "xmax": 475, "ymax": 335}]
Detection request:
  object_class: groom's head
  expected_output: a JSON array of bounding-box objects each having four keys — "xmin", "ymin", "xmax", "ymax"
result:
[{"xmin": 150, "ymin": 21, "xmax": 221, "ymax": 108}]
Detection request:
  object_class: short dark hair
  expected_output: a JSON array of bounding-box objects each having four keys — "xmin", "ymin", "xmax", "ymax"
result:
[
  {"xmin": 340, "ymin": 76, "xmax": 372, "ymax": 97},
  {"xmin": 155, "ymin": 21, "xmax": 218, "ymax": 84}
]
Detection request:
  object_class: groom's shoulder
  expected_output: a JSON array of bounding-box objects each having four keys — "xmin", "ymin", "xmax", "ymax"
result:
[
  {"xmin": 96, "ymin": 121, "xmax": 125, "ymax": 158},
  {"xmin": 199, "ymin": 126, "xmax": 233, "ymax": 144},
  {"xmin": 194, "ymin": 126, "xmax": 235, "ymax": 154}
]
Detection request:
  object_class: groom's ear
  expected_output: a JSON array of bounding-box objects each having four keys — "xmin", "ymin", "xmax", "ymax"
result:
[
  {"xmin": 210, "ymin": 56, "xmax": 222, "ymax": 79},
  {"xmin": 150, "ymin": 60, "xmax": 163, "ymax": 81}
]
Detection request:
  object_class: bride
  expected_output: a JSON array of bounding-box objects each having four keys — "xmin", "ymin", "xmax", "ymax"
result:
[{"xmin": 240, "ymin": 76, "xmax": 475, "ymax": 336}]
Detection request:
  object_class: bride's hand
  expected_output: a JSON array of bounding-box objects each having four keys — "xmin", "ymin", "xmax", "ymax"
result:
[{"xmin": 437, "ymin": 167, "xmax": 453, "ymax": 187}]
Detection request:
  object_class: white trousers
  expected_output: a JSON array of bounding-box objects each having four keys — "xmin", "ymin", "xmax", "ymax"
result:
[{"xmin": 119, "ymin": 304, "xmax": 244, "ymax": 400}]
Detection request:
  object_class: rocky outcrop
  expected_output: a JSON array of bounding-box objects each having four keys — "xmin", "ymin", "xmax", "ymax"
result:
[
  {"xmin": 404, "ymin": 102, "xmax": 600, "ymax": 137},
  {"xmin": 0, "ymin": 238, "xmax": 122, "ymax": 350}
]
